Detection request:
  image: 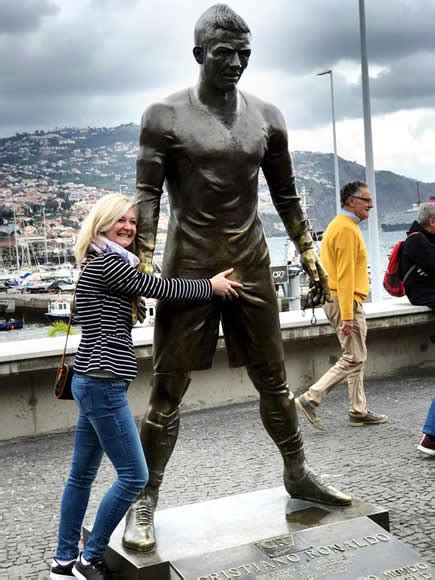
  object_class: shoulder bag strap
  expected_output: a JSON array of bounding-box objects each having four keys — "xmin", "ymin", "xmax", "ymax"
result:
[{"xmin": 58, "ymin": 258, "xmax": 93, "ymax": 368}]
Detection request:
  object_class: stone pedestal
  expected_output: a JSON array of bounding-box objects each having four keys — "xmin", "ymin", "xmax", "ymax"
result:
[
  {"xmin": 171, "ymin": 517, "xmax": 433, "ymax": 579},
  {"xmin": 84, "ymin": 487, "xmax": 397, "ymax": 579}
]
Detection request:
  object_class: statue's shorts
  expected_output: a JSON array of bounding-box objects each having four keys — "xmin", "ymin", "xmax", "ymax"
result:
[{"xmin": 153, "ymin": 267, "xmax": 284, "ymax": 371}]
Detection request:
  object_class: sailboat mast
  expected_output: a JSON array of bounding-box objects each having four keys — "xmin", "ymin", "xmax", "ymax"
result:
[
  {"xmin": 13, "ymin": 205, "xmax": 20, "ymax": 271},
  {"xmin": 42, "ymin": 205, "xmax": 49, "ymax": 264}
]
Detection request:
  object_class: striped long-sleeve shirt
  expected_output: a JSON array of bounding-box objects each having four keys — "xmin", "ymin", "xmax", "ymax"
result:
[{"xmin": 73, "ymin": 252, "xmax": 212, "ymax": 380}]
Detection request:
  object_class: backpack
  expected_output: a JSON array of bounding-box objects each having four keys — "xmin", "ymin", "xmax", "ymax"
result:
[{"xmin": 383, "ymin": 232, "xmax": 419, "ymax": 297}]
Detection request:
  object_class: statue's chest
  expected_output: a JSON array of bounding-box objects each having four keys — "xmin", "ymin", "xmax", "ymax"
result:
[{"xmin": 172, "ymin": 109, "xmax": 268, "ymax": 166}]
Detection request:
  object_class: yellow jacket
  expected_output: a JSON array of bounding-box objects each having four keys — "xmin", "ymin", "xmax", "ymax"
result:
[{"xmin": 320, "ymin": 213, "xmax": 369, "ymax": 320}]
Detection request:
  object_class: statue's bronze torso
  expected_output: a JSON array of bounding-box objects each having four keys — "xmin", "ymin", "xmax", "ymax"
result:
[
  {"xmin": 157, "ymin": 88, "xmax": 272, "ymax": 277},
  {"xmin": 135, "ymin": 80, "xmax": 305, "ymax": 370}
]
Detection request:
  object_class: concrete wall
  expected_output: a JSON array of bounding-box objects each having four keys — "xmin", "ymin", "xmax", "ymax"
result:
[{"xmin": 1, "ymin": 300, "xmax": 435, "ymax": 441}]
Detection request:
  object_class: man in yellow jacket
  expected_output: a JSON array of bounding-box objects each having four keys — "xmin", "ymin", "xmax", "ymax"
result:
[{"xmin": 296, "ymin": 181, "xmax": 388, "ymax": 429}]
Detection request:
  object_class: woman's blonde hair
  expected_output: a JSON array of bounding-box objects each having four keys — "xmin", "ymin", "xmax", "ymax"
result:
[{"xmin": 75, "ymin": 193, "xmax": 137, "ymax": 264}]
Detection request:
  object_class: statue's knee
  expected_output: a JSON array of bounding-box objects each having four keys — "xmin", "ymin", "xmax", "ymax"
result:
[
  {"xmin": 247, "ymin": 361, "xmax": 288, "ymax": 396},
  {"xmin": 147, "ymin": 371, "xmax": 190, "ymax": 421}
]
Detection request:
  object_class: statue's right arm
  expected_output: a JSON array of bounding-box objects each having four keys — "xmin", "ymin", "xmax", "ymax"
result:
[{"xmin": 135, "ymin": 103, "xmax": 175, "ymax": 273}]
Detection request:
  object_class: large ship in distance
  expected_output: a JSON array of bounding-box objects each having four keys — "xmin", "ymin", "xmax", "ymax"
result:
[
  {"xmin": 381, "ymin": 198, "xmax": 435, "ymax": 232},
  {"xmin": 381, "ymin": 204, "xmax": 419, "ymax": 232},
  {"xmin": 381, "ymin": 181, "xmax": 435, "ymax": 232}
]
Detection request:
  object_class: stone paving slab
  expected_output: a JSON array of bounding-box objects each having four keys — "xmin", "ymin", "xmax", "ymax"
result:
[{"xmin": 0, "ymin": 372, "xmax": 434, "ymax": 579}]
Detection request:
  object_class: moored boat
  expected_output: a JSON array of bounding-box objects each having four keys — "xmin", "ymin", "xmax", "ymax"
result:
[
  {"xmin": 0, "ymin": 319, "xmax": 24, "ymax": 331},
  {"xmin": 45, "ymin": 300, "xmax": 71, "ymax": 323}
]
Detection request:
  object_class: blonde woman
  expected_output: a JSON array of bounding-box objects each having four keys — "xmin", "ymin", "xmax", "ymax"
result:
[{"xmin": 50, "ymin": 193, "xmax": 241, "ymax": 580}]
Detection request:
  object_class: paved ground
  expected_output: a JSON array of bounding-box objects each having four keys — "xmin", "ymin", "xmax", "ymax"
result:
[{"xmin": 0, "ymin": 372, "xmax": 434, "ymax": 579}]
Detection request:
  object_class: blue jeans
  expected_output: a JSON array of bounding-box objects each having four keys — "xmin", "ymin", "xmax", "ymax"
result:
[
  {"xmin": 423, "ymin": 397, "xmax": 435, "ymax": 437},
  {"xmin": 56, "ymin": 373, "xmax": 148, "ymax": 562}
]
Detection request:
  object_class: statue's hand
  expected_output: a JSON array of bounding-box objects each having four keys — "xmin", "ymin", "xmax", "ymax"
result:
[
  {"xmin": 300, "ymin": 248, "xmax": 331, "ymax": 306},
  {"xmin": 132, "ymin": 258, "xmax": 154, "ymax": 324},
  {"xmin": 132, "ymin": 299, "xmax": 145, "ymax": 325},
  {"xmin": 138, "ymin": 257, "xmax": 154, "ymax": 276},
  {"xmin": 133, "ymin": 297, "xmax": 148, "ymax": 324}
]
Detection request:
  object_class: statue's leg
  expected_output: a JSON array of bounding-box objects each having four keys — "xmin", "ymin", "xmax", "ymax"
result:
[
  {"xmin": 246, "ymin": 360, "xmax": 352, "ymax": 506},
  {"xmin": 123, "ymin": 371, "xmax": 190, "ymax": 552},
  {"xmin": 141, "ymin": 371, "xmax": 191, "ymax": 491}
]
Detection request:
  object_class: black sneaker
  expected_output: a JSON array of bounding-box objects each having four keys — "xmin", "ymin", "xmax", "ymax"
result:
[
  {"xmin": 50, "ymin": 559, "xmax": 76, "ymax": 579},
  {"xmin": 349, "ymin": 410, "xmax": 388, "ymax": 426},
  {"xmin": 72, "ymin": 557, "xmax": 110, "ymax": 579}
]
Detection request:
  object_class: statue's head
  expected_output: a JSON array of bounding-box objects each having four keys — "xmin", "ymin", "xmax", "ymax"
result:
[{"xmin": 193, "ymin": 4, "xmax": 251, "ymax": 92}]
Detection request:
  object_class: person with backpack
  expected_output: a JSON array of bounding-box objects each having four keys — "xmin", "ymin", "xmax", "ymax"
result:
[
  {"xmin": 400, "ymin": 201, "xmax": 435, "ymax": 308},
  {"xmin": 295, "ymin": 181, "xmax": 388, "ymax": 430}
]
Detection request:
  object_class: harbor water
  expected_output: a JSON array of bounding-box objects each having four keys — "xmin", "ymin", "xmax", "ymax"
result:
[
  {"xmin": 267, "ymin": 230, "xmax": 407, "ymax": 269},
  {"xmin": 1, "ymin": 230, "xmax": 407, "ymax": 343}
]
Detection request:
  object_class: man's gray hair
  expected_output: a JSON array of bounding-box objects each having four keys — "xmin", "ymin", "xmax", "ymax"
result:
[
  {"xmin": 417, "ymin": 202, "xmax": 435, "ymax": 227},
  {"xmin": 194, "ymin": 4, "xmax": 250, "ymax": 46}
]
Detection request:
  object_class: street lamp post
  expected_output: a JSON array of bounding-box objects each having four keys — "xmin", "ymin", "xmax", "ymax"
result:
[
  {"xmin": 317, "ymin": 69, "xmax": 340, "ymax": 213},
  {"xmin": 359, "ymin": 0, "xmax": 382, "ymax": 301}
]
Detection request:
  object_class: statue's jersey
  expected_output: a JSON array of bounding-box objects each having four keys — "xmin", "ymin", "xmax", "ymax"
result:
[
  {"xmin": 137, "ymin": 88, "xmax": 289, "ymax": 278},
  {"xmin": 136, "ymin": 87, "xmax": 301, "ymax": 369}
]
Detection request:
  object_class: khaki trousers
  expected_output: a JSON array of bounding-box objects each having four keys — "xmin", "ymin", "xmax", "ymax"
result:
[{"xmin": 305, "ymin": 297, "xmax": 368, "ymax": 415}]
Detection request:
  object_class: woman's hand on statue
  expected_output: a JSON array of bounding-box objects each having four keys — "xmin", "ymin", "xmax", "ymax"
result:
[{"xmin": 210, "ymin": 268, "xmax": 243, "ymax": 299}]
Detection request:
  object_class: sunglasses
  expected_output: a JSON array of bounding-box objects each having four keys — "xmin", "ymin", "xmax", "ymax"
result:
[{"xmin": 350, "ymin": 195, "xmax": 373, "ymax": 204}]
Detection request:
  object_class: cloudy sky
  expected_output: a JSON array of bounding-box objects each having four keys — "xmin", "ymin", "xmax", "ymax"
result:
[{"xmin": 1, "ymin": 0, "xmax": 434, "ymax": 181}]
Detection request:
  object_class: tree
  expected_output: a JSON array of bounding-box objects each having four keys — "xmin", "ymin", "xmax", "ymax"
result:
[{"xmin": 45, "ymin": 198, "xmax": 58, "ymax": 213}]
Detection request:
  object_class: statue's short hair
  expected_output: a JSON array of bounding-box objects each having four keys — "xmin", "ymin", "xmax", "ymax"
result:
[
  {"xmin": 194, "ymin": 4, "xmax": 250, "ymax": 46},
  {"xmin": 417, "ymin": 201, "xmax": 435, "ymax": 227},
  {"xmin": 340, "ymin": 181, "xmax": 368, "ymax": 207}
]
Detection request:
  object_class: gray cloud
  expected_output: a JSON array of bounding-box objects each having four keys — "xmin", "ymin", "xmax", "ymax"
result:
[
  {"xmin": 252, "ymin": 0, "xmax": 435, "ymax": 124},
  {"xmin": 253, "ymin": 0, "xmax": 435, "ymax": 73},
  {"xmin": 0, "ymin": 0, "xmax": 58, "ymax": 35},
  {"xmin": 372, "ymin": 52, "xmax": 435, "ymax": 101},
  {"xmin": 0, "ymin": 0, "xmax": 434, "ymax": 135}
]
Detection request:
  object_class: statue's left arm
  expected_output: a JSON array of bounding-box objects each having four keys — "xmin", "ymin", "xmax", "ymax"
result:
[
  {"xmin": 135, "ymin": 102, "xmax": 175, "ymax": 275},
  {"xmin": 131, "ymin": 102, "xmax": 174, "ymax": 323},
  {"xmin": 261, "ymin": 105, "xmax": 330, "ymax": 304}
]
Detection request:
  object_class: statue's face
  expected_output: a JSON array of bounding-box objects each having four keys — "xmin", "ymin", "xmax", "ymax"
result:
[{"xmin": 201, "ymin": 29, "xmax": 251, "ymax": 92}]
